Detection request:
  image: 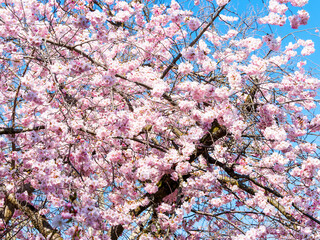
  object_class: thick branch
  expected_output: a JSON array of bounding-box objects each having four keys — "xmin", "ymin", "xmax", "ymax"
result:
[
  {"xmin": 5, "ymin": 194, "xmax": 62, "ymax": 240},
  {"xmin": 110, "ymin": 119, "xmax": 227, "ymax": 239},
  {"xmin": 0, "ymin": 126, "xmax": 45, "ymax": 135}
]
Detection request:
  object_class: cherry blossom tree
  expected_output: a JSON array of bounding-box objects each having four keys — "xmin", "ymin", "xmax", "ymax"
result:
[{"xmin": 0, "ymin": 0, "xmax": 320, "ymax": 239}]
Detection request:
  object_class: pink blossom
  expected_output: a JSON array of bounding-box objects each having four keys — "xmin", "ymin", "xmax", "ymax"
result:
[
  {"xmin": 263, "ymin": 34, "xmax": 281, "ymax": 51},
  {"xmin": 61, "ymin": 212, "xmax": 73, "ymax": 219},
  {"xmin": 232, "ymin": 37, "xmax": 263, "ymax": 51},
  {"xmin": 74, "ymin": 15, "xmax": 90, "ymax": 29},
  {"xmin": 144, "ymin": 184, "xmax": 158, "ymax": 194},
  {"xmin": 170, "ymin": 10, "xmax": 184, "ymax": 23},
  {"xmin": 201, "ymin": 59, "xmax": 217, "ymax": 74},
  {"xmin": 298, "ymin": 10, "xmax": 309, "ymax": 25},
  {"xmin": 151, "ymin": 82, "xmax": 170, "ymax": 97},
  {"xmin": 216, "ymin": 0, "xmax": 229, "ymax": 6},
  {"xmin": 175, "ymin": 161, "xmax": 191, "ymax": 175},
  {"xmin": 309, "ymin": 115, "xmax": 320, "ymax": 132},
  {"xmin": 205, "ymin": 31, "xmax": 223, "ymax": 46},
  {"xmin": 258, "ymin": 12, "xmax": 287, "ymax": 26},
  {"xmin": 181, "ymin": 47, "xmax": 197, "ymax": 61},
  {"xmin": 289, "ymin": 10, "xmax": 309, "ymax": 29},
  {"xmin": 170, "ymin": 0, "xmax": 181, "ymax": 10},
  {"xmin": 178, "ymin": 100, "xmax": 197, "ymax": 112},
  {"xmin": 300, "ymin": 40, "xmax": 315, "ymax": 56},
  {"xmin": 269, "ymin": 0, "xmax": 288, "ymax": 15},
  {"xmin": 263, "ymin": 125, "xmax": 287, "ymax": 142},
  {"xmin": 215, "ymin": 86, "xmax": 231, "ymax": 99},
  {"xmin": 0, "ymin": 0, "xmax": 319, "ymax": 239},
  {"xmin": 289, "ymin": 15, "xmax": 300, "ymax": 29},
  {"xmin": 114, "ymin": 10, "xmax": 132, "ymax": 22},
  {"xmin": 227, "ymin": 68, "xmax": 242, "ymax": 90},
  {"xmin": 178, "ymin": 62, "xmax": 193, "ymax": 74},
  {"xmin": 290, "ymin": 0, "xmax": 308, "ymax": 7},
  {"xmin": 188, "ymin": 17, "xmax": 201, "ymax": 31}
]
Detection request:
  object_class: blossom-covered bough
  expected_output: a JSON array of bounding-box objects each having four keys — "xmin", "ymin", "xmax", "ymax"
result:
[{"xmin": 0, "ymin": 0, "xmax": 320, "ymax": 239}]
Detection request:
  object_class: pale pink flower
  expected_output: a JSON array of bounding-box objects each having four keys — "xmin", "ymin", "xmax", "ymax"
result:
[
  {"xmin": 298, "ymin": 10, "xmax": 309, "ymax": 25},
  {"xmin": 175, "ymin": 161, "xmax": 191, "ymax": 175},
  {"xmin": 300, "ymin": 40, "xmax": 315, "ymax": 56},
  {"xmin": 227, "ymin": 69, "xmax": 242, "ymax": 90},
  {"xmin": 144, "ymin": 184, "xmax": 158, "ymax": 194},
  {"xmin": 201, "ymin": 59, "xmax": 217, "ymax": 74},
  {"xmin": 170, "ymin": 0, "xmax": 180, "ymax": 10},
  {"xmin": 290, "ymin": 0, "xmax": 308, "ymax": 7},
  {"xmin": 226, "ymin": 29, "xmax": 238, "ymax": 38},
  {"xmin": 74, "ymin": 15, "xmax": 90, "ymax": 29},
  {"xmin": 215, "ymin": 86, "xmax": 230, "ymax": 99},
  {"xmin": 263, "ymin": 125, "xmax": 287, "ymax": 142},
  {"xmin": 289, "ymin": 15, "xmax": 300, "ymax": 29},
  {"xmin": 188, "ymin": 17, "xmax": 201, "ymax": 31},
  {"xmin": 181, "ymin": 47, "xmax": 197, "ymax": 61},
  {"xmin": 269, "ymin": 0, "xmax": 288, "ymax": 15},
  {"xmin": 52, "ymin": 215, "xmax": 68, "ymax": 230},
  {"xmin": 263, "ymin": 34, "xmax": 281, "ymax": 51},
  {"xmin": 178, "ymin": 100, "xmax": 197, "ymax": 112},
  {"xmin": 151, "ymin": 82, "xmax": 169, "ymax": 97},
  {"xmin": 216, "ymin": 0, "xmax": 229, "ymax": 6},
  {"xmin": 178, "ymin": 62, "xmax": 193, "ymax": 74},
  {"xmin": 170, "ymin": 11, "xmax": 184, "ymax": 23},
  {"xmin": 258, "ymin": 12, "xmax": 287, "ymax": 26}
]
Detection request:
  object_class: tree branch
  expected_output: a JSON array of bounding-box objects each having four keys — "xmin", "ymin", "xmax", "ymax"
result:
[
  {"xmin": 160, "ymin": 5, "xmax": 227, "ymax": 79},
  {"xmin": 5, "ymin": 194, "xmax": 62, "ymax": 240},
  {"xmin": 0, "ymin": 126, "xmax": 45, "ymax": 135}
]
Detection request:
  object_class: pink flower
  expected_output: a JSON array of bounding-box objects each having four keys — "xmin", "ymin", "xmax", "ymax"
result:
[
  {"xmin": 178, "ymin": 62, "xmax": 193, "ymax": 74},
  {"xmin": 227, "ymin": 69, "xmax": 242, "ymax": 90},
  {"xmin": 258, "ymin": 12, "xmax": 287, "ymax": 26},
  {"xmin": 170, "ymin": 11, "xmax": 184, "ymax": 23},
  {"xmin": 144, "ymin": 184, "xmax": 158, "ymax": 194},
  {"xmin": 309, "ymin": 115, "xmax": 320, "ymax": 132},
  {"xmin": 289, "ymin": 10, "xmax": 309, "ymax": 29},
  {"xmin": 298, "ymin": 10, "xmax": 309, "ymax": 25},
  {"xmin": 188, "ymin": 17, "xmax": 201, "ymax": 31},
  {"xmin": 170, "ymin": 0, "xmax": 180, "ymax": 10},
  {"xmin": 269, "ymin": 0, "xmax": 288, "ymax": 15},
  {"xmin": 263, "ymin": 125, "xmax": 287, "ymax": 142},
  {"xmin": 151, "ymin": 82, "xmax": 169, "ymax": 97},
  {"xmin": 201, "ymin": 59, "xmax": 217, "ymax": 74},
  {"xmin": 181, "ymin": 47, "xmax": 197, "ymax": 61},
  {"xmin": 114, "ymin": 10, "xmax": 132, "ymax": 22},
  {"xmin": 61, "ymin": 212, "xmax": 73, "ymax": 219},
  {"xmin": 52, "ymin": 215, "xmax": 68, "ymax": 230},
  {"xmin": 175, "ymin": 161, "xmax": 191, "ymax": 175},
  {"xmin": 290, "ymin": 0, "xmax": 308, "ymax": 7},
  {"xmin": 74, "ymin": 15, "xmax": 90, "ymax": 29},
  {"xmin": 289, "ymin": 15, "xmax": 300, "ymax": 29},
  {"xmin": 263, "ymin": 34, "xmax": 281, "ymax": 51},
  {"xmin": 178, "ymin": 100, "xmax": 197, "ymax": 112},
  {"xmin": 215, "ymin": 86, "xmax": 230, "ymax": 99},
  {"xmin": 300, "ymin": 40, "xmax": 315, "ymax": 56},
  {"xmin": 216, "ymin": 0, "xmax": 229, "ymax": 6}
]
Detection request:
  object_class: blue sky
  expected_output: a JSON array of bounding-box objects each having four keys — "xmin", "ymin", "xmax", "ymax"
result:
[
  {"xmin": 298, "ymin": 1, "xmax": 320, "ymax": 73},
  {"xmin": 225, "ymin": 0, "xmax": 320, "ymax": 72},
  {"xmin": 160, "ymin": 0, "xmax": 320, "ymax": 74}
]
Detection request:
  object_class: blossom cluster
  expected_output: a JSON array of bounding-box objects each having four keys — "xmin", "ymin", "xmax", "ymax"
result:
[{"xmin": 0, "ymin": 0, "xmax": 319, "ymax": 239}]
